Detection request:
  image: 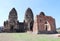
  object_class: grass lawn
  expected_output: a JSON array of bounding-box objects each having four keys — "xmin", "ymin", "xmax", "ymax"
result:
[{"xmin": 0, "ymin": 33, "xmax": 60, "ymax": 41}]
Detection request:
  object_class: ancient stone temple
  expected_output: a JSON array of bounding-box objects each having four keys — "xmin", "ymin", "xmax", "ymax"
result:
[
  {"xmin": 24, "ymin": 8, "xmax": 34, "ymax": 31},
  {"xmin": 4, "ymin": 8, "xmax": 23, "ymax": 32},
  {"xmin": 3, "ymin": 8, "xmax": 57, "ymax": 34},
  {"xmin": 33, "ymin": 12, "xmax": 57, "ymax": 34}
]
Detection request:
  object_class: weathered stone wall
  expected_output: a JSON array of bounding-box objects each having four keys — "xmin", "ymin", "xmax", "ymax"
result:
[
  {"xmin": 19, "ymin": 22, "xmax": 25, "ymax": 32},
  {"xmin": 33, "ymin": 12, "xmax": 57, "ymax": 34}
]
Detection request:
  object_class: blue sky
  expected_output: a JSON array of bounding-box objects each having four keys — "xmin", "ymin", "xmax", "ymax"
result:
[{"xmin": 0, "ymin": 0, "xmax": 60, "ymax": 28}]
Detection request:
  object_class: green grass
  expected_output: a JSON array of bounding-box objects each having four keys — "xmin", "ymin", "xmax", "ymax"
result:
[{"xmin": 0, "ymin": 33, "xmax": 60, "ymax": 41}]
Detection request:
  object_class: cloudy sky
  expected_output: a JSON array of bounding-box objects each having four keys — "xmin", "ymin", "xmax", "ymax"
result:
[{"xmin": 0, "ymin": 0, "xmax": 60, "ymax": 28}]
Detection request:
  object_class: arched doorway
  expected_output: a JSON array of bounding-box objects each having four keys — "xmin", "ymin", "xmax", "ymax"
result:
[{"xmin": 44, "ymin": 21, "xmax": 51, "ymax": 31}]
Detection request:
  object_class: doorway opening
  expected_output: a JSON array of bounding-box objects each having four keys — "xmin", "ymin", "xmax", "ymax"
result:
[
  {"xmin": 10, "ymin": 25, "xmax": 14, "ymax": 32},
  {"xmin": 46, "ymin": 25, "xmax": 48, "ymax": 31}
]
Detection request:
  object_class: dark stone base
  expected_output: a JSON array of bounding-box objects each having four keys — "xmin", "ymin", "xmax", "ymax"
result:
[{"xmin": 38, "ymin": 31, "xmax": 58, "ymax": 34}]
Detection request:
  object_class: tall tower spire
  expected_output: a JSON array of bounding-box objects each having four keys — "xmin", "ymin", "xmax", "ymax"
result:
[
  {"xmin": 9, "ymin": 8, "xmax": 18, "ymax": 21},
  {"xmin": 24, "ymin": 8, "xmax": 34, "ymax": 31}
]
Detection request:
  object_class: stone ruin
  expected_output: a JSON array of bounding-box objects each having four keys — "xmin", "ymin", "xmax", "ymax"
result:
[
  {"xmin": 4, "ymin": 8, "xmax": 24, "ymax": 32},
  {"xmin": 3, "ymin": 8, "xmax": 57, "ymax": 34},
  {"xmin": 24, "ymin": 8, "xmax": 34, "ymax": 31},
  {"xmin": 33, "ymin": 12, "xmax": 57, "ymax": 34}
]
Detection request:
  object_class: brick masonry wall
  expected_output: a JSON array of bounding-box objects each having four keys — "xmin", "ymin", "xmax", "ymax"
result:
[{"xmin": 33, "ymin": 13, "xmax": 57, "ymax": 34}]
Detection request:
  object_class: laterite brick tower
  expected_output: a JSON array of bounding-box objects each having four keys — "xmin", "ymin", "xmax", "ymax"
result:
[{"xmin": 33, "ymin": 12, "xmax": 57, "ymax": 34}]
